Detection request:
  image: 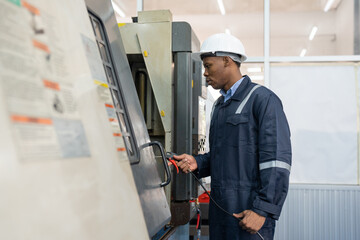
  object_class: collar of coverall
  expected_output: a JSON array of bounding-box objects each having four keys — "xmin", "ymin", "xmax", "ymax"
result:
[{"xmin": 228, "ymin": 75, "xmax": 251, "ymax": 101}]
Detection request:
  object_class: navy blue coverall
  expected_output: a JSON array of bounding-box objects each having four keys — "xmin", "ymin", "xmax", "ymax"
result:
[{"xmin": 195, "ymin": 76, "xmax": 291, "ymax": 239}]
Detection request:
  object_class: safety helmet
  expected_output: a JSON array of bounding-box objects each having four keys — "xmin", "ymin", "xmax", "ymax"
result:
[{"xmin": 193, "ymin": 33, "xmax": 247, "ymax": 62}]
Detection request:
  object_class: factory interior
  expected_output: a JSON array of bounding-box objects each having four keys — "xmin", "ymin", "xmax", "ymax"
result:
[{"xmin": 0, "ymin": 0, "xmax": 359, "ymax": 239}]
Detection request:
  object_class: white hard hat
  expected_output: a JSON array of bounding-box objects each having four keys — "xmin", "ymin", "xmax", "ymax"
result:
[{"xmin": 193, "ymin": 33, "xmax": 247, "ymax": 62}]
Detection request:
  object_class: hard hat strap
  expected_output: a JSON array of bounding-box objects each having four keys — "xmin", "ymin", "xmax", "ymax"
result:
[{"xmin": 215, "ymin": 51, "xmax": 242, "ymax": 64}]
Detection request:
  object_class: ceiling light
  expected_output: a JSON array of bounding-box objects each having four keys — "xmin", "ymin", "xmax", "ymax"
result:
[
  {"xmin": 217, "ymin": 0, "xmax": 226, "ymax": 15},
  {"xmin": 111, "ymin": 0, "xmax": 125, "ymax": 18},
  {"xmin": 300, "ymin": 49, "xmax": 307, "ymax": 57},
  {"xmin": 247, "ymin": 67, "xmax": 262, "ymax": 73},
  {"xmin": 309, "ymin": 26, "xmax": 318, "ymax": 41},
  {"xmin": 324, "ymin": 0, "xmax": 335, "ymax": 12},
  {"xmin": 225, "ymin": 28, "xmax": 231, "ymax": 35}
]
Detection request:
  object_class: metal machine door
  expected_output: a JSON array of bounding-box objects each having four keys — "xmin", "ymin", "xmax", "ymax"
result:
[{"xmin": 85, "ymin": 1, "xmax": 171, "ymax": 237}]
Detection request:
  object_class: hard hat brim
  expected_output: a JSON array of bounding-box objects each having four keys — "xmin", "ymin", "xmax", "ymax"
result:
[
  {"xmin": 192, "ymin": 51, "xmax": 219, "ymax": 62},
  {"xmin": 192, "ymin": 51, "xmax": 247, "ymax": 62}
]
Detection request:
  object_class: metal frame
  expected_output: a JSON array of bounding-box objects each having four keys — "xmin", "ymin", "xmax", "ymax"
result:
[
  {"xmin": 354, "ymin": 0, "xmax": 360, "ymax": 54},
  {"xmin": 355, "ymin": 64, "xmax": 360, "ymax": 185},
  {"xmin": 264, "ymin": 0, "xmax": 270, "ymax": 87},
  {"xmin": 247, "ymin": 55, "xmax": 360, "ymax": 63},
  {"xmin": 137, "ymin": 0, "xmax": 144, "ymax": 12}
]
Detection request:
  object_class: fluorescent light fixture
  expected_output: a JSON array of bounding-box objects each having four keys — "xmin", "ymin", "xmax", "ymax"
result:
[
  {"xmin": 309, "ymin": 26, "xmax": 318, "ymax": 41},
  {"xmin": 300, "ymin": 48, "xmax": 307, "ymax": 57},
  {"xmin": 324, "ymin": 0, "xmax": 335, "ymax": 12},
  {"xmin": 247, "ymin": 67, "xmax": 262, "ymax": 73},
  {"xmin": 111, "ymin": 0, "xmax": 125, "ymax": 18},
  {"xmin": 225, "ymin": 28, "xmax": 231, "ymax": 35},
  {"xmin": 217, "ymin": 0, "xmax": 226, "ymax": 15},
  {"xmin": 250, "ymin": 75, "xmax": 264, "ymax": 81}
]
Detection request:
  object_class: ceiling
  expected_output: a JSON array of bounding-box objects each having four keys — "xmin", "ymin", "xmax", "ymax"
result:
[
  {"xmin": 116, "ymin": 0, "xmax": 330, "ymax": 16},
  {"xmin": 112, "ymin": 0, "xmax": 351, "ymax": 87},
  {"xmin": 113, "ymin": 0, "xmax": 351, "ymax": 58}
]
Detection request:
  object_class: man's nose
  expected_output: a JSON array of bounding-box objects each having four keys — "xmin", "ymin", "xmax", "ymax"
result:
[{"xmin": 203, "ymin": 69, "xmax": 208, "ymax": 77}]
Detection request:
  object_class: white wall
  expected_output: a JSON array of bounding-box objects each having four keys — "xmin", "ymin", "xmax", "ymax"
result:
[{"xmin": 270, "ymin": 64, "xmax": 358, "ymax": 184}]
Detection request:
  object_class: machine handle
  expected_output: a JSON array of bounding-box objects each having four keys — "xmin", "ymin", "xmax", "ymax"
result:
[{"xmin": 140, "ymin": 141, "xmax": 171, "ymax": 187}]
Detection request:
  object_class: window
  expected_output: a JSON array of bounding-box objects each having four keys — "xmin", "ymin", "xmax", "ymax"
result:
[
  {"xmin": 88, "ymin": 12, "xmax": 138, "ymax": 163},
  {"xmin": 270, "ymin": 0, "xmax": 356, "ymax": 56}
]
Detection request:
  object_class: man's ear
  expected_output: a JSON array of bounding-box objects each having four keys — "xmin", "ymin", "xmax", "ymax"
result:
[{"xmin": 223, "ymin": 56, "xmax": 231, "ymax": 67}]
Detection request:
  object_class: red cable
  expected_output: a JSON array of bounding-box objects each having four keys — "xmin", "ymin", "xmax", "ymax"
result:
[
  {"xmin": 169, "ymin": 159, "xmax": 179, "ymax": 173},
  {"xmin": 196, "ymin": 213, "xmax": 200, "ymax": 229}
]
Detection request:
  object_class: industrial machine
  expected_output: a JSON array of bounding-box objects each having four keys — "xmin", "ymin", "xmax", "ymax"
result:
[
  {"xmin": 0, "ymin": 1, "xmax": 207, "ymax": 239},
  {"xmin": 0, "ymin": 0, "xmax": 150, "ymax": 239},
  {"xmin": 119, "ymin": 10, "xmax": 208, "ymax": 232}
]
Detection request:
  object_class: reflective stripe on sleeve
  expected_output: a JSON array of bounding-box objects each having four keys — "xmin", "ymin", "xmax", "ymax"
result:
[
  {"xmin": 235, "ymin": 85, "xmax": 261, "ymax": 114},
  {"xmin": 259, "ymin": 160, "xmax": 291, "ymax": 172}
]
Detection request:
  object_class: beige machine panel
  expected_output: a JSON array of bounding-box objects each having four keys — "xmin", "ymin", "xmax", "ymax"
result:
[
  {"xmin": 0, "ymin": 0, "xmax": 148, "ymax": 239},
  {"xmin": 119, "ymin": 10, "xmax": 173, "ymax": 151}
]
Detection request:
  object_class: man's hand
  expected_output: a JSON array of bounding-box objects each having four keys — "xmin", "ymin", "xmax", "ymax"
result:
[
  {"xmin": 233, "ymin": 210, "xmax": 266, "ymax": 234},
  {"xmin": 172, "ymin": 154, "xmax": 198, "ymax": 173}
]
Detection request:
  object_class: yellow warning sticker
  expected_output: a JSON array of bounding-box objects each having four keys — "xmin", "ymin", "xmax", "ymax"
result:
[{"xmin": 94, "ymin": 79, "xmax": 109, "ymax": 88}]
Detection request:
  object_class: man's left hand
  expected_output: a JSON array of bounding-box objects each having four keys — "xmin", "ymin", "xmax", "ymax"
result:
[{"xmin": 233, "ymin": 210, "xmax": 266, "ymax": 234}]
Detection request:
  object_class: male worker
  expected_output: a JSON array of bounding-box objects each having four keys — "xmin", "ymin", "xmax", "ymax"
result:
[{"xmin": 174, "ymin": 33, "xmax": 291, "ymax": 239}]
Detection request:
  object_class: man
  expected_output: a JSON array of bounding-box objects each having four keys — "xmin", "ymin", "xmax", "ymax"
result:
[{"xmin": 174, "ymin": 33, "xmax": 291, "ymax": 240}]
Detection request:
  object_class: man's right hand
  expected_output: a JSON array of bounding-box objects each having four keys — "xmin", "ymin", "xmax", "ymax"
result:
[{"xmin": 172, "ymin": 154, "xmax": 198, "ymax": 173}]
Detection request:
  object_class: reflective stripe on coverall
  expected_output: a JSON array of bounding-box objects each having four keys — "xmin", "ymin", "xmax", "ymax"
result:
[{"xmin": 195, "ymin": 75, "xmax": 292, "ymax": 240}]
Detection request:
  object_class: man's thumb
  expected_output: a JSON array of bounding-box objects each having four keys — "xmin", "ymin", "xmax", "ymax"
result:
[
  {"xmin": 173, "ymin": 154, "xmax": 186, "ymax": 160},
  {"xmin": 233, "ymin": 212, "xmax": 245, "ymax": 219}
]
